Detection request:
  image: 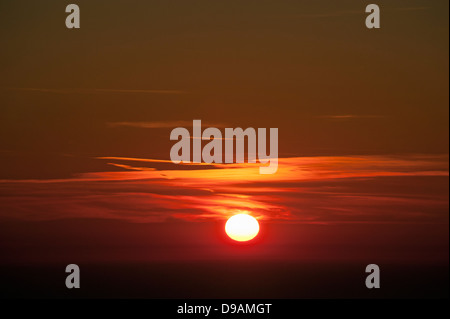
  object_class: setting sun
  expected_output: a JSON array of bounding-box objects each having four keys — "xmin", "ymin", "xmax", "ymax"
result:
[{"xmin": 225, "ymin": 214, "xmax": 260, "ymax": 242}]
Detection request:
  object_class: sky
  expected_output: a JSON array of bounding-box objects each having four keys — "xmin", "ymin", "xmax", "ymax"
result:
[{"xmin": 0, "ymin": 0, "xmax": 448, "ymax": 298}]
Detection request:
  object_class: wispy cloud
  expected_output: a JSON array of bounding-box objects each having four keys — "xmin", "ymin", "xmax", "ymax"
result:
[
  {"xmin": 106, "ymin": 163, "xmax": 157, "ymax": 171},
  {"xmin": 296, "ymin": 6, "xmax": 429, "ymax": 19},
  {"xmin": 297, "ymin": 10, "xmax": 366, "ymax": 19},
  {"xmin": 97, "ymin": 157, "xmax": 175, "ymax": 163},
  {"xmin": 317, "ymin": 115, "xmax": 385, "ymax": 120},
  {"xmin": 392, "ymin": 7, "xmax": 430, "ymax": 12},
  {"xmin": 97, "ymin": 156, "xmax": 213, "ymax": 166},
  {"xmin": 108, "ymin": 121, "xmax": 228, "ymax": 129},
  {"xmin": 2, "ymin": 87, "xmax": 186, "ymax": 95}
]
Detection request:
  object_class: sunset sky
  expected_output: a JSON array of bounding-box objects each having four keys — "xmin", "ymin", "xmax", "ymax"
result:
[{"xmin": 0, "ymin": 0, "xmax": 448, "ymax": 298}]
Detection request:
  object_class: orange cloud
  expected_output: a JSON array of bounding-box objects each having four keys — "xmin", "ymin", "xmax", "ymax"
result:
[{"xmin": 0, "ymin": 155, "xmax": 447, "ymax": 224}]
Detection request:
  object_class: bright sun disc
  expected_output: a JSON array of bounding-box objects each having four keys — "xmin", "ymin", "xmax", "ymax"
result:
[{"xmin": 225, "ymin": 214, "xmax": 260, "ymax": 242}]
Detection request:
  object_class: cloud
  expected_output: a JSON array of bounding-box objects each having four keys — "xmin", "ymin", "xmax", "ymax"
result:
[
  {"xmin": 97, "ymin": 157, "xmax": 176, "ymax": 163},
  {"xmin": 317, "ymin": 115, "xmax": 385, "ymax": 120},
  {"xmin": 107, "ymin": 121, "xmax": 228, "ymax": 129},
  {"xmin": 0, "ymin": 155, "xmax": 447, "ymax": 225},
  {"xmin": 99, "ymin": 157, "xmax": 213, "ymax": 167},
  {"xmin": 2, "ymin": 87, "xmax": 186, "ymax": 94},
  {"xmin": 106, "ymin": 163, "xmax": 157, "ymax": 171},
  {"xmin": 392, "ymin": 7, "xmax": 430, "ymax": 12},
  {"xmin": 296, "ymin": 7, "xmax": 429, "ymax": 19},
  {"xmin": 297, "ymin": 10, "xmax": 366, "ymax": 19}
]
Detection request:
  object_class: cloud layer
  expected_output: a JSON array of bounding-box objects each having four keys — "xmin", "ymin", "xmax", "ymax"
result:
[{"xmin": 0, "ymin": 155, "xmax": 447, "ymax": 224}]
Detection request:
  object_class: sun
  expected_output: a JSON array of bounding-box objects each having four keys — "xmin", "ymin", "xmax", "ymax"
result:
[{"xmin": 225, "ymin": 214, "xmax": 260, "ymax": 242}]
